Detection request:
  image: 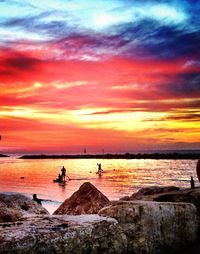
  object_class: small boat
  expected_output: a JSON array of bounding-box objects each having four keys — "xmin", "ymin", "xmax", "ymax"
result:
[{"xmin": 197, "ymin": 159, "xmax": 200, "ymax": 182}]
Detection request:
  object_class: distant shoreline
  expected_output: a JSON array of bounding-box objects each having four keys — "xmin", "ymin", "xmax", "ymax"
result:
[
  {"xmin": 19, "ymin": 153, "xmax": 200, "ymax": 160},
  {"xmin": 0, "ymin": 154, "xmax": 9, "ymax": 158}
]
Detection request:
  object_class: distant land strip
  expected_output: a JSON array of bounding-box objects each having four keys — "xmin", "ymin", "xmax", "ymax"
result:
[
  {"xmin": 0, "ymin": 154, "xmax": 9, "ymax": 157},
  {"xmin": 19, "ymin": 153, "xmax": 200, "ymax": 160}
]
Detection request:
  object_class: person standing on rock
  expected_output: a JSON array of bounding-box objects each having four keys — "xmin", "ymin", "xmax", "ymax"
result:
[
  {"xmin": 190, "ymin": 176, "xmax": 195, "ymax": 189},
  {"xmin": 33, "ymin": 194, "xmax": 42, "ymax": 205}
]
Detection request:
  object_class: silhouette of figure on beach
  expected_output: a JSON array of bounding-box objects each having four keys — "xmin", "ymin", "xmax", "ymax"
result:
[
  {"xmin": 190, "ymin": 176, "xmax": 195, "ymax": 189},
  {"xmin": 32, "ymin": 194, "xmax": 42, "ymax": 205},
  {"xmin": 61, "ymin": 166, "xmax": 66, "ymax": 181}
]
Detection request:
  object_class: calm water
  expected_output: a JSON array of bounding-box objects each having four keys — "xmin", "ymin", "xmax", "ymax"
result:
[{"xmin": 0, "ymin": 157, "xmax": 198, "ymax": 213}]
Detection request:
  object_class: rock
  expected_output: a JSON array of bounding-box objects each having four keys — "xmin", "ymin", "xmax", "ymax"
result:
[
  {"xmin": 0, "ymin": 193, "xmax": 49, "ymax": 222},
  {"xmin": 120, "ymin": 186, "xmax": 180, "ymax": 201},
  {"xmin": 0, "ymin": 195, "xmax": 198, "ymax": 254},
  {"xmin": 152, "ymin": 188, "xmax": 200, "ymax": 219},
  {"xmin": 120, "ymin": 195, "xmax": 131, "ymax": 201},
  {"xmin": 54, "ymin": 182, "xmax": 110, "ymax": 215},
  {"xmin": 0, "ymin": 214, "xmax": 127, "ymax": 254},
  {"xmin": 99, "ymin": 201, "xmax": 198, "ymax": 254},
  {"xmin": 125, "ymin": 187, "xmax": 200, "ymax": 222},
  {"xmin": 0, "ymin": 201, "xmax": 22, "ymax": 222}
]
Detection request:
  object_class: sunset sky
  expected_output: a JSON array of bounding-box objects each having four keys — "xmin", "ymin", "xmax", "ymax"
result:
[{"xmin": 0, "ymin": 0, "xmax": 200, "ymax": 154}]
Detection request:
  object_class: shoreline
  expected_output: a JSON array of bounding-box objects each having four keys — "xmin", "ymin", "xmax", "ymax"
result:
[{"xmin": 0, "ymin": 154, "xmax": 9, "ymax": 157}]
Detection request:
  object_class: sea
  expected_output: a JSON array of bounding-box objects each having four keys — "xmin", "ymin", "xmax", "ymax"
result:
[{"xmin": 0, "ymin": 156, "xmax": 198, "ymax": 214}]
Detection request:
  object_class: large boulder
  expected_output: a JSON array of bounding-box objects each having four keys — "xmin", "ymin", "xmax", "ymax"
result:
[
  {"xmin": 0, "ymin": 193, "xmax": 49, "ymax": 222},
  {"xmin": 99, "ymin": 201, "xmax": 198, "ymax": 254},
  {"xmin": 0, "ymin": 214, "xmax": 127, "ymax": 254},
  {"xmin": 152, "ymin": 188, "xmax": 200, "ymax": 218},
  {"xmin": 120, "ymin": 186, "xmax": 180, "ymax": 201},
  {"xmin": 123, "ymin": 187, "xmax": 200, "ymax": 221},
  {"xmin": 54, "ymin": 182, "xmax": 110, "ymax": 215},
  {"xmin": 132, "ymin": 186, "xmax": 180, "ymax": 198}
]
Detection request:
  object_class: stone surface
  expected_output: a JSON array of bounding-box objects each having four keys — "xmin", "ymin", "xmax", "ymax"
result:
[
  {"xmin": 120, "ymin": 186, "xmax": 180, "ymax": 201},
  {"xmin": 123, "ymin": 187, "xmax": 200, "ymax": 220},
  {"xmin": 152, "ymin": 188, "xmax": 200, "ymax": 219},
  {"xmin": 0, "ymin": 193, "xmax": 49, "ymax": 222},
  {"xmin": 99, "ymin": 201, "xmax": 198, "ymax": 254},
  {"xmin": 0, "ymin": 191, "xmax": 199, "ymax": 254},
  {"xmin": 0, "ymin": 214, "xmax": 127, "ymax": 254},
  {"xmin": 54, "ymin": 182, "xmax": 110, "ymax": 215}
]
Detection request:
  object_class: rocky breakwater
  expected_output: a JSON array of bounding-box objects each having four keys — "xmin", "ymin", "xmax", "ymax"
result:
[
  {"xmin": 0, "ymin": 154, "xmax": 9, "ymax": 157},
  {"xmin": 121, "ymin": 186, "xmax": 200, "ymax": 222},
  {"xmin": 99, "ymin": 200, "xmax": 198, "ymax": 254},
  {"xmin": 0, "ymin": 214, "xmax": 127, "ymax": 254},
  {"xmin": 0, "ymin": 184, "xmax": 199, "ymax": 254},
  {"xmin": 0, "ymin": 193, "xmax": 49, "ymax": 222}
]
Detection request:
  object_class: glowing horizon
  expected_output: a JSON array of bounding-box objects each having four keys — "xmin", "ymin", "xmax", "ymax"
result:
[{"xmin": 0, "ymin": 0, "xmax": 200, "ymax": 154}]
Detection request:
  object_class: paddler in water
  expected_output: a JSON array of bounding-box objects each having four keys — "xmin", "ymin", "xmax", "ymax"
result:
[
  {"xmin": 61, "ymin": 166, "xmax": 66, "ymax": 181},
  {"xmin": 97, "ymin": 163, "xmax": 103, "ymax": 175},
  {"xmin": 58, "ymin": 173, "xmax": 62, "ymax": 182}
]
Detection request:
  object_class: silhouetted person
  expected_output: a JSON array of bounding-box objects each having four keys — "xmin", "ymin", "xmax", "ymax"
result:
[
  {"xmin": 97, "ymin": 163, "xmax": 102, "ymax": 171},
  {"xmin": 191, "ymin": 176, "xmax": 195, "ymax": 189},
  {"xmin": 58, "ymin": 173, "xmax": 62, "ymax": 182},
  {"xmin": 61, "ymin": 166, "xmax": 66, "ymax": 181},
  {"xmin": 97, "ymin": 163, "xmax": 103, "ymax": 176},
  {"xmin": 33, "ymin": 194, "xmax": 42, "ymax": 205}
]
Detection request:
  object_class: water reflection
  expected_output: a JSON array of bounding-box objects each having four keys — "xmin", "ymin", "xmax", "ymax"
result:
[{"xmin": 0, "ymin": 157, "xmax": 198, "ymax": 213}]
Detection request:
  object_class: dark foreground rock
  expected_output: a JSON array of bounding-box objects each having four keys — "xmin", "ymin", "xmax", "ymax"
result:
[
  {"xmin": 0, "ymin": 201, "xmax": 198, "ymax": 254},
  {"xmin": 132, "ymin": 186, "xmax": 180, "ymax": 199},
  {"xmin": 120, "ymin": 186, "xmax": 180, "ymax": 201},
  {"xmin": 54, "ymin": 182, "xmax": 110, "ymax": 215},
  {"xmin": 99, "ymin": 201, "xmax": 198, "ymax": 254},
  {"xmin": 1, "ymin": 185, "xmax": 199, "ymax": 253},
  {"xmin": 152, "ymin": 188, "xmax": 200, "ymax": 213},
  {"xmin": 0, "ymin": 193, "xmax": 49, "ymax": 222},
  {"xmin": 0, "ymin": 214, "xmax": 127, "ymax": 254},
  {"xmin": 122, "ymin": 186, "xmax": 200, "ymax": 221}
]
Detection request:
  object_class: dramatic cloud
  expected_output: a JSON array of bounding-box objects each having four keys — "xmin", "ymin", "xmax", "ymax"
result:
[{"xmin": 0, "ymin": 0, "xmax": 199, "ymax": 153}]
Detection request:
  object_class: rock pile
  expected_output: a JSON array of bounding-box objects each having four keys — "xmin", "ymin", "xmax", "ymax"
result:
[
  {"xmin": 0, "ymin": 215, "xmax": 127, "ymax": 254},
  {"xmin": 99, "ymin": 200, "xmax": 198, "ymax": 254},
  {"xmin": 54, "ymin": 182, "xmax": 110, "ymax": 215},
  {"xmin": 120, "ymin": 186, "xmax": 180, "ymax": 201},
  {"xmin": 0, "ymin": 193, "xmax": 49, "ymax": 222},
  {"xmin": 0, "ymin": 184, "xmax": 199, "ymax": 253},
  {"xmin": 121, "ymin": 186, "xmax": 200, "ymax": 220}
]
